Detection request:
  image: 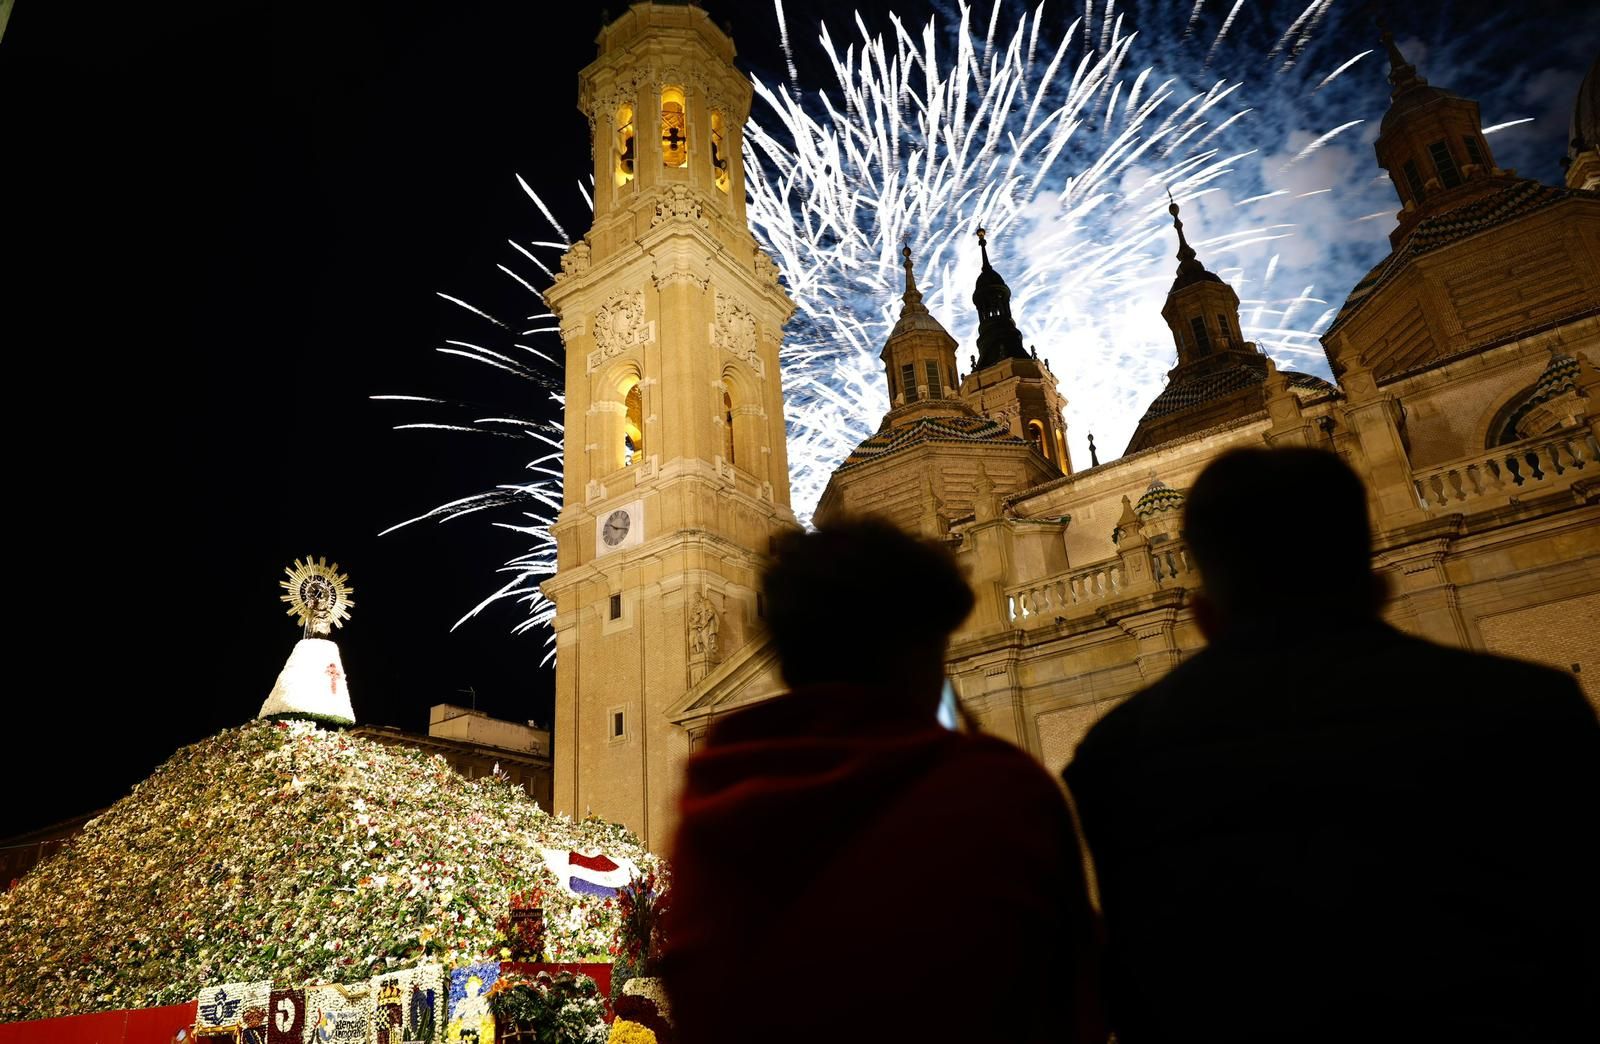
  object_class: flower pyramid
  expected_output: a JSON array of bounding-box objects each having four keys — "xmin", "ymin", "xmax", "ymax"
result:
[{"xmin": 0, "ymin": 719, "xmax": 659, "ymax": 1022}]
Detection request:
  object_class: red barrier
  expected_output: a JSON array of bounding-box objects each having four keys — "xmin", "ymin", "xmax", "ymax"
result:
[
  {"xmin": 0, "ymin": 1001, "xmax": 197, "ymax": 1044},
  {"xmin": 500, "ymin": 961, "xmax": 614, "ymax": 999}
]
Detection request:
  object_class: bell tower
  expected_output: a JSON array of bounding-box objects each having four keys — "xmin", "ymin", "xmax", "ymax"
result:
[
  {"xmin": 959, "ymin": 229, "xmax": 1073, "ymax": 473},
  {"xmin": 1372, "ymin": 22, "xmax": 1515, "ymax": 247},
  {"xmin": 541, "ymin": 2, "xmax": 796, "ymax": 851}
]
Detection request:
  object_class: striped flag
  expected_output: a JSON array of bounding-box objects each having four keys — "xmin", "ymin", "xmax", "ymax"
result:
[{"xmin": 540, "ymin": 849, "xmax": 638, "ymax": 898}]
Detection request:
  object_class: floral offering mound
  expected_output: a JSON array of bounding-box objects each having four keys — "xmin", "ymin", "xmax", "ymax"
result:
[{"xmin": 0, "ymin": 719, "xmax": 659, "ymax": 1022}]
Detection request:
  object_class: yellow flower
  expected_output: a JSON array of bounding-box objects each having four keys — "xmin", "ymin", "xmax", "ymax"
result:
[{"xmin": 607, "ymin": 1019, "xmax": 658, "ymax": 1044}]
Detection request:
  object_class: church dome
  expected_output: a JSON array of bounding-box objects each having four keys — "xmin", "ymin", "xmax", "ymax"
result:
[
  {"xmin": 1135, "ymin": 478, "xmax": 1186, "ymax": 518},
  {"xmin": 1532, "ymin": 351, "xmax": 1580, "ymax": 401},
  {"xmin": 838, "ymin": 414, "xmax": 1024, "ymax": 471}
]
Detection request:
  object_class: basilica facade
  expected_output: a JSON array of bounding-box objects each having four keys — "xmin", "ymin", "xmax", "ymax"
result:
[{"xmin": 544, "ymin": 3, "xmax": 1600, "ymax": 850}]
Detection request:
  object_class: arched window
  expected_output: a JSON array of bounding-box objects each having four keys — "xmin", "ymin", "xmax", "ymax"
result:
[
  {"xmin": 722, "ymin": 384, "xmax": 736, "ymax": 464},
  {"xmin": 615, "ymin": 105, "xmax": 636, "ymax": 185},
  {"xmin": 624, "ymin": 382, "xmax": 645, "ymax": 465},
  {"xmin": 1027, "ymin": 419, "xmax": 1050, "ymax": 461},
  {"xmin": 710, "ymin": 111, "xmax": 730, "ymax": 192},
  {"xmin": 661, "ymin": 87, "xmax": 688, "ymax": 168}
]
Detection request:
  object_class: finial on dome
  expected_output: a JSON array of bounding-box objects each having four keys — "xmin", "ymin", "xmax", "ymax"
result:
[
  {"xmin": 1376, "ymin": 15, "xmax": 1424, "ymax": 95},
  {"xmin": 1167, "ymin": 190, "xmax": 1208, "ymax": 288},
  {"xmin": 976, "ymin": 226, "xmax": 992, "ymax": 269},
  {"xmin": 888, "ymin": 240, "xmax": 936, "ymax": 336}
]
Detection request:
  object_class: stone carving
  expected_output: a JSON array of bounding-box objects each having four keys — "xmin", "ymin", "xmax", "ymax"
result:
[
  {"xmin": 689, "ymin": 593, "xmax": 720, "ymax": 661},
  {"xmin": 652, "ymin": 260, "xmax": 709, "ymax": 293},
  {"xmin": 711, "ymin": 292, "xmax": 759, "ymax": 365},
  {"xmin": 754, "ymin": 250, "xmax": 780, "ymax": 284},
  {"xmin": 588, "ymin": 292, "xmax": 650, "ymax": 373},
  {"xmin": 560, "ymin": 241, "xmax": 591, "ymax": 277},
  {"xmin": 652, "ymin": 184, "xmax": 708, "ymax": 228}
]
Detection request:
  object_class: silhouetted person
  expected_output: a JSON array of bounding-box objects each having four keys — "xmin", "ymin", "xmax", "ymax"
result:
[
  {"xmin": 1065, "ymin": 448, "xmax": 1599, "ymax": 1042},
  {"xmin": 664, "ymin": 518, "xmax": 1100, "ymax": 1044}
]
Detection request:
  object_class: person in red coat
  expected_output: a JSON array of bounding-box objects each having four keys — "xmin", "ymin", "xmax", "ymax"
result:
[{"xmin": 662, "ymin": 518, "xmax": 1101, "ymax": 1044}]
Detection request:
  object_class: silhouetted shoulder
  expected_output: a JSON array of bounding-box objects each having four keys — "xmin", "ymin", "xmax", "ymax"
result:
[{"xmin": 1067, "ymin": 623, "xmax": 1595, "ymax": 778}]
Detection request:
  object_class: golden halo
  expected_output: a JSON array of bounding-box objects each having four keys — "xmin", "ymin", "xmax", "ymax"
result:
[{"xmin": 279, "ymin": 556, "xmax": 355, "ymax": 635}]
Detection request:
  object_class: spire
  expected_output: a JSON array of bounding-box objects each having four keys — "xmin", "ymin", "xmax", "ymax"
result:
[
  {"xmin": 889, "ymin": 243, "xmax": 947, "ymax": 337},
  {"xmin": 1377, "ymin": 18, "xmax": 1425, "ymax": 97},
  {"xmin": 971, "ymin": 227, "xmax": 1030, "ymax": 368},
  {"xmin": 1166, "ymin": 192, "xmax": 1221, "ymax": 292}
]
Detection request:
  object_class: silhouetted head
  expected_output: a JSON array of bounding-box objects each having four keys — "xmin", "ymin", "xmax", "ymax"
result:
[
  {"xmin": 1184, "ymin": 448, "xmax": 1386, "ymax": 639},
  {"xmin": 763, "ymin": 518, "xmax": 974, "ymax": 708}
]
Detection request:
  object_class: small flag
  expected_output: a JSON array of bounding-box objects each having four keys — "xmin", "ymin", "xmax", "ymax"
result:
[{"xmin": 540, "ymin": 849, "xmax": 638, "ymax": 898}]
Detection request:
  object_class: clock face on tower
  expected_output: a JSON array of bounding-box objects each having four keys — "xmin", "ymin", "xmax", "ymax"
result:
[
  {"xmin": 602, "ymin": 509, "xmax": 632, "ymax": 547},
  {"xmin": 595, "ymin": 501, "xmax": 644, "ymax": 556}
]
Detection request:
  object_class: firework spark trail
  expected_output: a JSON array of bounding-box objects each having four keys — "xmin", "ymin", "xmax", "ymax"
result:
[
  {"xmin": 382, "ymin": 190, "xmax": 585, "ymax": 655},
  {"xmin": 1482, "ymin": 117, "xmax": 1535, "ymax": 135},
  {"xmin": 1281, "ymin": 118, "xmax": 1365, "ymax": 169},
  {"xmin": 1313, "ymin": 49, "xmax": 1372, "ymax": 92}
]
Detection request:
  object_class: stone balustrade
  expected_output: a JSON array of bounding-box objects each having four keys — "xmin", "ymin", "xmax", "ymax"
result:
[
  {"xmin": 1005, "ymin": 539, "xmax": 1202, "ymax": 626},
  {"xmin": 1412, "ymin": 426, "xmax": 1599, "ymax": 512},
  {"xmin": 1006, "ymin": 562, "xmax": 1123, "ymax": 624},
  {"xmin": 1149, "ymin": 541, "xmax": 1198, "ymax": 585}
]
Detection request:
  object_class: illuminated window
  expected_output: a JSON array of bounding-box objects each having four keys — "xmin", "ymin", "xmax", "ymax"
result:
[
  {"xmin": 661, "ymin": 87, "xmax": 688, "ymax": 167},
  {"xmin": 1189, "ymin": 316, "xmax": 1211, "ymax": 355},
  {"xmin": 615, "ymin": 105, "xmax": 636, "ymax": 185},
  {"xmin": 711, "ymin": 111, "xmax": 730, "ymax": 192},
  {"xmin": 925, "ymin": 360, "xmax": 942, "ymax": 398},
  {"xmin": 624, "ymin": 382, "xmax": 645, "ymax": 465},
  {"xmin": 723, "ymin": 384, "xmax": 736, "ymax": 464},
  {"xmin": 1027, "ymin": 419, "xmax": 1050, "ymax": 460},
  {"xmin": 901, "ymin": 362, "xmax": 919, "ymax": 403},
  {"xmin": 1403, "ymin": 159, "xmax": 1426, "ymax": 202},
  {"xmin": 1428, "ymin": 140, "xmax": 1462, "ymax": 189}
]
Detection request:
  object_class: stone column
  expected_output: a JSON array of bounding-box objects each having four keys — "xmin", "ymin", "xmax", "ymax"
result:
[{"xmin": 1340, "ymin": 356, "xmax": 1427, "ymax": 528}]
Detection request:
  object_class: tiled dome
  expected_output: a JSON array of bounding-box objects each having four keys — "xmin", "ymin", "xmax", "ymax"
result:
[
  {"xmin": 1135, "ymin": 478, "xmax": 1186, "ymax": 518},
  {"xmin": 838, "ymin": 414, "xmax": 1024, "ymax": 471}
]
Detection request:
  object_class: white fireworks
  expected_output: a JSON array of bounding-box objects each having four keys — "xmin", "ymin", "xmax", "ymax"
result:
[
  {"xmin": 386, "ymin": 0, "xmax": 1366, "ymax": 645},
  {"xmin": 747, "ymin": 0, "xmax": 1355, "ymax": 516}
]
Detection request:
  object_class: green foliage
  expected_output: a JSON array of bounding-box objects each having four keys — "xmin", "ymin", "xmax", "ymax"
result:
[{"xmin": 487, "ymin": 970, "xmax": 609, "ymax": 1044}]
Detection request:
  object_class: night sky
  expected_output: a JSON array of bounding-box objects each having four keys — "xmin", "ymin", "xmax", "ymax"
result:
[{"xmin": 3, "ymin": 0, "xmax": 1592, "ymax": 835}]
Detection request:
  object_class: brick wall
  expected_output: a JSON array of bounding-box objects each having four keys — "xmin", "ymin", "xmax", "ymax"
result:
[
  {"xmin": 1477, "ymin": 592, "xmax": 1600, "ymax": 712},
  {"xmin": 1035, "ymin": 700, "xmax": 1117, "ymax": 776}
]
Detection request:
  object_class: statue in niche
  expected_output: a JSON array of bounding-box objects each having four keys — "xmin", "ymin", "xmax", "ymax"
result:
[{"xmin": 689, "ymin": 594, "xmax": 720, "ymax": 660}]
